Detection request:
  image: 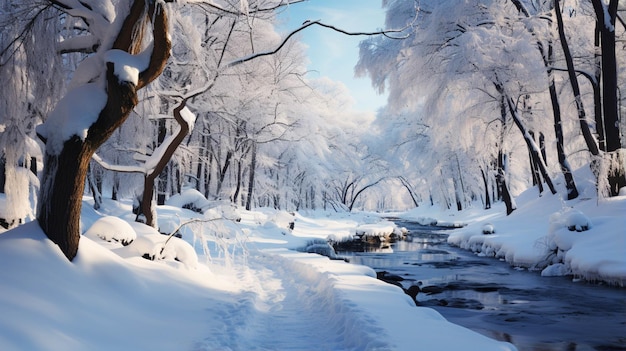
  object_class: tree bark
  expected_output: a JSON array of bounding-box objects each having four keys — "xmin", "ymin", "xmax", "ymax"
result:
[
  {"xmin": 245, "ymin": 142, "xmax": 257, "ymax": 211},
  {"xmin": 137, "ymin": 99, "xmax": 191, "ymax": 228}
]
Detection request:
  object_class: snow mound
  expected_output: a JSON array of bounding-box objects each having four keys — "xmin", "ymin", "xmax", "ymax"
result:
[
  {"xmin": 126, "ymin": 232, "xmax": 199, "ymax": 269},
  {"xmin": 166, "ymin": 188, "xmax": 213, "ymax": 213},
  {"xmin": 541, "ymin": 263, "xmax": 571, "ymax": 277},
  {"xmin": 549, "ymin": 208, "xmax": 592, "ymax": 232},
  {"xmin": 482, "ymin": 223, "xmax": 495, "ymax": 234},
  {"xmin": 355, "ymin": 222, "xmax": 395, "ymax": 236},
  {"xmin": 268, "ymin": 210, "xmax": 295, "ymax": 230},
  {"xmin": 83, "ymin": 216, "xmax": 136, "ymax": 246},
  {"xmin": 299, "ymin": 239, "xmax": 340, "ymax": 259}
]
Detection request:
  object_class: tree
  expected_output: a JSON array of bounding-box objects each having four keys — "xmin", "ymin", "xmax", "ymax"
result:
[
  {"xmin": 358, "ymin": 0, "xmax": 555, "ymax": 211},
  {"xmin": 34, "ymin": 0, "xmax": 171, "ymax": 260},
  {"xmin": 0, "ymin": 1, "xmax": 65, "ymax": 227}
]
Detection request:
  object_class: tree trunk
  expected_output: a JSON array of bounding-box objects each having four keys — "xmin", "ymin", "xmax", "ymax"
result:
[
  {"xmin": 591, "ymin": 0, "xmax": 626, "ymax": 195},
  {"xmin": 506, "ymin": 95, "xmax": 557, "ymax": 195},
  {"xmin": 593, "ymin": 24, "xmax": 605, "ymax": 151},
  {"xmin": 398, "ymin": 176, "xmax": 420, "ymax": 208},
  {"xmin": 38, "ymin": 136, "xmax": 91, "ymax": 259},
  {"xmin": 528, "ymin": 131, "xmax": 544, "ymax": 192},
  {"xmin": 480, "ymin": 167, "xmax": 491, "ymax": 210},
  {"xmin": 245, "ymin": 142, "xmax": 257, "ymax": 211},
  {"xmin": 554, "ymin": 0, "xmax": 600, "ymax": 156},
  {"xmin": 233, "ymin": 159, "xmax": 242, "ymax": 204},
  {"xmin": 510, "ymin": 0, "xmax": 579, "ymax": 199},
  {"xmin": 544, "ymin": 31, "xmax": 579, "ymax": 199},
  {"xmin": 87, "ymin": 164, "xmax": 102, "ymax": 210},
  {"xmin": 493, "ymin": 79, "xmax": 557, "ymax": 196},
  {"xmin": 497, "ymin": 168, "xmax": 516, "ymax": 215},
  {"xmin": 37, "ymin": 1, "xmax": 171, "ymax": 260},
  {"xmin": 137, "ymin": 100, "xmax": 192, "ymax": 228}
]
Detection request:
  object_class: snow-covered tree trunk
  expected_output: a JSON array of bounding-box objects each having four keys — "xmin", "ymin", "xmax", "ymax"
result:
[{"xmin": 37, "ymin": 0, "xmax": 171, "ymax": 260}]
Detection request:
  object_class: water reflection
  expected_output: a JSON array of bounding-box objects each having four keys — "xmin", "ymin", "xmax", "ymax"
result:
[{"xmin": 338, "ymin": 221, "xmax": 626, "ymax": 351}]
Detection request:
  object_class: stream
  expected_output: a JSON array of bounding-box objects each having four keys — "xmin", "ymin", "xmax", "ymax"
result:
[{"xmin": 336, "ymin": 220, "xmax": 626, "ymax": 351}]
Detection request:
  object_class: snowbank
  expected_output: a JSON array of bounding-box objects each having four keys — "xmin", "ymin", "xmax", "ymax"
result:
[{"xmin": 402, "ymin": 173, "xmax": 626, "ymax": 286}]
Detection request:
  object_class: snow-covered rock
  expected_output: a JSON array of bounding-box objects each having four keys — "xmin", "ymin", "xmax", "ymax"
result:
[
  {"xmin": 541, "ymin": 263, "xmax": 571, "ymax": 277},
  {"xmin": 482, "ymin": 223, "xmax": 495, "ymax": 234}
]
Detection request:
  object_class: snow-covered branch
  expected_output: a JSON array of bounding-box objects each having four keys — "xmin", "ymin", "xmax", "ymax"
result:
[{"xmin": 91, "ymin": 153, "xmax": 146, "ymax": 173}]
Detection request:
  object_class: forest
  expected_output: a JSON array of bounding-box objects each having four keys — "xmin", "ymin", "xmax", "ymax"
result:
[{"xmin": 0, "ymin": 0, "xmax": 624, "ymax": 261}]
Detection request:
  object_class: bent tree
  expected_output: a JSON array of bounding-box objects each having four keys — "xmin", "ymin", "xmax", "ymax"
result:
[{"xmin": 37, "ymin": 0, "xmax": 171, "ymax": 260}]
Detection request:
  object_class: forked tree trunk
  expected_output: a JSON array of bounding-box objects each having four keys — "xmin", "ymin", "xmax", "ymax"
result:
[{"xmin": 37, "ymin": 1, "xmax": 171, "ymax": 260}]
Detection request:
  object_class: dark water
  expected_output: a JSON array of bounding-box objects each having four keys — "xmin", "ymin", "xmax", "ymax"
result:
[{"xmin": 337, "ymin": 221, "xmax": 626, "ymax": 351}]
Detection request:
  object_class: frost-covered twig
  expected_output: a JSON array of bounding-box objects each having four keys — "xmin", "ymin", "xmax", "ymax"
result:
[{"xmin": 160, "ymin": 215, "xmax": 237, "ymax": 255}]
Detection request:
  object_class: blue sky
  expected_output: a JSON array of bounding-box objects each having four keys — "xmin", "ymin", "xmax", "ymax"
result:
[{"xmin": 277, "ymin": 1, "xmax": 388, "ymax": 113}]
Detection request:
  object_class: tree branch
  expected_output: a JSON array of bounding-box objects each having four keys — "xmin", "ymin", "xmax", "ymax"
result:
[{"xmin": 225, "ymin": 19, "xmax": 412, "ymax": 68}]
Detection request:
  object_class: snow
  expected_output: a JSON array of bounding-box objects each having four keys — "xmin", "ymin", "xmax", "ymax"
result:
[
  {"xmin": 0, "ymin": 198, "xmax": 517, "ymax": 351},
  {"xmin": 35, "ymin": 83, "xmax": 107, "ymax": 155},
  {"xmin": 165, "ymin": 188, "xmax": 213, "ymax": 213},
  {"xmin": 180, "ymin": 106, "xmax": 196, "ymax": 129},
  {"xmin": 2, "ymin": 166, "xmax": 623, "ymax": 350},
  {"xmin": 401, "ymin": 168, "xmax": 626, "ymax": 287},
  {"xmin": 104, "ymin": 48, "xmax": 152, "ymax": 85},
  {"xmin": 83, "ymin": 215, "xmax": 136, "ymax": 245}
]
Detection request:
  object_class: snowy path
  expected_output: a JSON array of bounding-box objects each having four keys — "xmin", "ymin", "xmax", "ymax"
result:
[{"xmin": 194, "ymin": 251, "xmax": 389, "ymax": 351}]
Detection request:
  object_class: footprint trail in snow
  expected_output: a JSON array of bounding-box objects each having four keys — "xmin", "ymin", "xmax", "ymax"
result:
[{"xmin": 193, "ymin": 252, "xmax": 389, "ymax": 351}]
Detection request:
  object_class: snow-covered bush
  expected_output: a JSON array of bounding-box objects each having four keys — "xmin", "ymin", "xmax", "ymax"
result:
[{"xmin": 84, "ymin": 216, "xmax": 136, "ymax": 246}]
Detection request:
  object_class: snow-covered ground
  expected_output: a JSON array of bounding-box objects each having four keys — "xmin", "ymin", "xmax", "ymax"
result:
[
  {"xmin": 0, "ymin": 194, "xmax": 518, "ymax": 351},
  {"xmin": 1, "ymin": 167, "xmax": 624, "ymax": 350}
]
